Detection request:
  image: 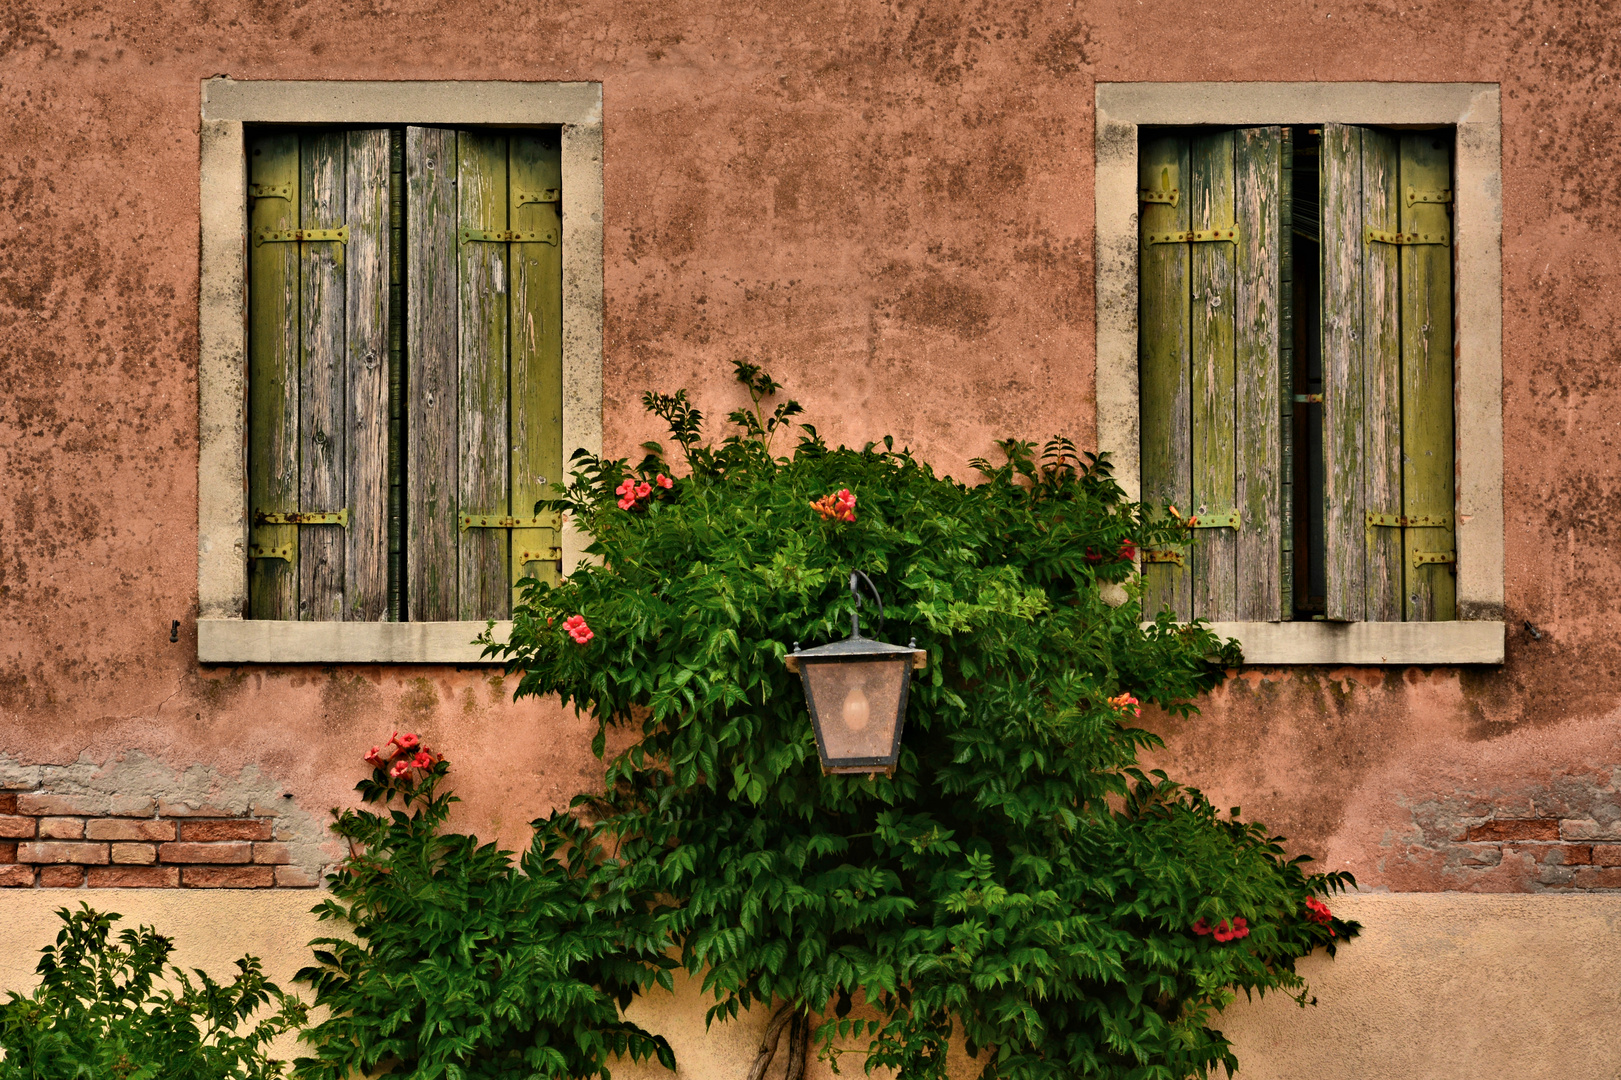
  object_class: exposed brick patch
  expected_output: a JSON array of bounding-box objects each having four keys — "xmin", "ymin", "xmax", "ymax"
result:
[
  {"xmin": 1465, "ymin": 819, "xmax": 1559, "ymax": 842},
  {"xmin": 1570, "ymin": 867, "xmax": 1621, "ymax": 889},
  {"xmin": 0, "ymin": 865, "xmax": 35, "ymax": 887},
  {"xmin": 86, "ymin": 819, "xmax": 176, "ymax": 841},
  {"xmin": 252, "ymin": 842, "xmax": 291, "ymax": 865},
  {"xmin": 1594, "ymin": 845, "xmax": 1621, "ymax": 867},
  {"xmin": 17, "ymin": 793, "xmax": 155, "ymax": 818},
  {"xmin": 89, "ymin": 866, "xmax": 179, "ymax": 888},
  {"xmin": 40, "ymin": 866, "xmax": 85, "ymax": 888},
  {"xmin": 38, "ymin": 817, "xmax": 84, "ymax": 840},
  {"xmin": 273, "ymin": 865, "xmax": 321, "ymax": 887},
  {"xmin": 19, "ymin": 842, "xmax": 109, "ymax": 865},
  {"xmin": 1560, "ymin": 819, "xmax": 1621, "ymax": 842},
  {"xmin": 179, "ymin": 819, "xmax": 273, "ymax": 843},
  {"xmin": 159, "ymin": 841, "xmax": 250, "ymax": 865},
  {"xmin": 111, "ymin": 843, "xmax": 157, "ymax": 865},
  {"xmin": 0, "ymin": 793, "xmax": 16, "ymax": 814},
  {"xmin": 0, "ymin": 841, "xmax": 14, "ymax": 863},
  {"xmin": 0, "ymin": 815, "xmax": 36, "ymax": 839},
  {"xmin": 1555, "ymin": 845, "xmax": 1593, "ymax": 866},
  {"xmin": 182, "ymin": 866, "xmax": 274, "ymax": 889}
]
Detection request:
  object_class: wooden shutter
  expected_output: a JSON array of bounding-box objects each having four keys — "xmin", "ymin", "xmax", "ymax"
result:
[
  {"xmin": 1139, "ymin": 128, "xmax": 1286, "ymax": 622},
  {"xmin": 247, "ymin": 129, "xmax": 392, "ymax": 621},
  {"xmin": 1321, "ymin": 125, "xmax": 1454, "ymax": 622},
  {"xmin": 406, "ymin": 128, "xmax": 564, "ymax": 622}
]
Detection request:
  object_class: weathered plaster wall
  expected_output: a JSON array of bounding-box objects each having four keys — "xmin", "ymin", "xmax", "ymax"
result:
[
  {"xmin": 0, "ymin": 893, "xmax": 1613, "ymax": 1079},
  {"xmin": 1, "ymin": 0, "xmax": 1620, "ymax": 890}
]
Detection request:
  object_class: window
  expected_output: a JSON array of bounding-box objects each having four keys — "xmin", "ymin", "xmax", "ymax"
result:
[
  {"xmin": 198, "ymin": 81, "xmax": 603, "ymax": 663},
  {"xmin": 1095, "ymin": 84, "xmax": 1504, "ymax": 664}
]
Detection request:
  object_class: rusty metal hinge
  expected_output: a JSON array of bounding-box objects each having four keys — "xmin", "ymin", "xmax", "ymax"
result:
[
  {"xmin": 516, "ymin": 547, "xmax": 563, "ymax": 564},
  {"xmin": 249, "ymin": 544, "xmax": 293, "ymax": 563},
  {"xmin": 1366, "ymin": 513, "xmax": 1452, "ymax": 529},
  {"xmin": 256, "ymin": 509, "xmax": 349, "ymax": 527},
  {"xmin": 1148, "ymin": 227, "xmax": 1239, "ymax": 245},
  {"xmin": 255, "ymin": 227, "xmax": 349, "ymax": 246},
  {"xmin": 460, "ymin": 515, "xmax": 557, "ymax": 531},
  {"xmin": 514, "ymin": 187, "xmax": 560, "ymax": 206},
  {"xmin": 1188, "ymin": 510, "xmax": 1240, "ymax": 529},
  {"xmin": 460, "ymin": 228, "xmax": 559, "ymax": 245},
  {"xmin": 249, "ymin": 183, "xmax": 292, "ymax": 201},
  {"xmin": 1413, "ymin": 551, "xmax": 1456, "ymax": 568},
  {"xmin": 1139, "ymin": 187, "xmax": 1180, "ymax": 207},
  {"xmin": 1141, "ymin": 549, "xmax": 1184, "ymax": 566},
  {"xmin": 1365, "ymin": 227, "xmax": 1449, "ymax": 246},
  {"xmin": 1407, "ymin": 187, "xmax": 1452, "ymax": 206}
]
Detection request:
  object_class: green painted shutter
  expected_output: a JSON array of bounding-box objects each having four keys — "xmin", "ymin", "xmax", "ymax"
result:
[
  {"xmin": 247, "ymin": 128, "xmax": 392, "ymax": 621},
  {"xmin": 1140, "ymin": 127, "xmax": 1286, "ymax": 622},
  {"xmin": 1320, "ymin": 124, "xmax": 1454, "ymax": 622},
  {"xmin": 405, "ymin": 128, "xmax": 563, "ymax": 621}
]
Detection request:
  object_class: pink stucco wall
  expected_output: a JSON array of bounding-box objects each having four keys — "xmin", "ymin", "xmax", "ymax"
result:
[{"xmin": 1, "ymin": 0, "xmax": 1618, "ymax": 888}]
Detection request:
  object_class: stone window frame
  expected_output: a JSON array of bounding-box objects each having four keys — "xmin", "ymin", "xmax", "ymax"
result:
[
  {"xmin": 196, "ymin": 79, "xmax": 604, "ymax": 663},
  {"xmin": 1095, "ymin": 83, "xmax": 1504, "ymax": 665}
]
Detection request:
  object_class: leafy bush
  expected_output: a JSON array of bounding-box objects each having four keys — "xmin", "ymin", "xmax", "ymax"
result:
[
  {"xmin": 291, "ymin": 732, "xmax": 675, "ymax": 1080},
  {"xmin": 488, "ymin": 362, "xmax": 1358, "ymax": 1080},
  {"xmin": 0, "ymin": 904, "xmax": 306, "ymax": 1080}
]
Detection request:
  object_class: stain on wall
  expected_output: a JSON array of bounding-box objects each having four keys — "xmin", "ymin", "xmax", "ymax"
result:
[{"xmin": 1, "ymin": 0, "xmax": 1620, "ymax": 889}]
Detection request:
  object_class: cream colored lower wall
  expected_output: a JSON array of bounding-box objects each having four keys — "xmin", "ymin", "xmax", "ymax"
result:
[{"xmin": 0, "ymin": 892, "xmax": 1614, "ymax": 1079}]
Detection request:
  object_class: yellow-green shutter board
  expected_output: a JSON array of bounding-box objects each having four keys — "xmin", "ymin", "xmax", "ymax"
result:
[
  {"xmin": 1138, "ymin": 134, "xmax": 1193, "ymax": 621},
  {"xmin": 1320, "ymin": 122, "xmax": 1367, "ymax": 621},
  {"xmin": 1189, "ymin": 129, "xmax": 1239, "ymax": 620},
  {"xmin": 1400, "ymin": 130, "xmax": 1456, "ymax": 621},
  {"xmin": 247, "ymin": 131, "xmax": 300, "ymax": 620},
  {"xmin": 405, "ymin": 125, "xmax": 461, "ymax": 622},
  {"xmin": 456, "ymin": 129, "xmax": 513, "ymax": 619}
]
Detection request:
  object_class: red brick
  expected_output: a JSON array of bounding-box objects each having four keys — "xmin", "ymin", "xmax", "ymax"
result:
[
  {"xmin": 0, "ymin": 865, "xmax": 34, "ymax": 887},
  {"xmin": 1465, "ymin": 819, "xmax": 1559, "ymax": 842},
  {"xmin": 159, "ymin": 841, "xmax": 250, "ymax": 864},
  {"xmin": 179, "ymin": 819, "xmax": 273, "ymax": 843},
  {"xmin": 0, "ymin": 841, "xmax": 14, "ymax": 863},
  {"xmin": 111, "ymin": 843, "xmax": 157, "ymax": 865},
  {"xmin": 0, "ymin": 793, "xmax": 16, "ymax": 814},
  {"xmin": 251, "ymin": 842, "xmax": 291, "ymax": 865},
  {"xmin": 1571, "ymin": 867, "xmax": 1621, "ymax": 889},
  {"xmin": 0, "ymin": 815, "xmax": 36, "ymax": 839},
  {"xmin": 40, "ymin": 866, "xmax": 85, "ymax": 888},
  {"xmin": 1594, "ymin": 845, "xmax": 1621, "ymax": 867},
  {"xmin": 1556, "ymin": 845, "xmax": 1593, "ymax": 866},
  {"xmin": 274, "ymin": 865, "xmax": 321, "ymax": 887},
  {"xmin": 38, "ymin": 817, "xmax": 84, "ymax": 840},
  {"xmin": 18, "ymin": 841, "xmax": 109, "ymax": 865},
  {"xmin": 181, "ymin": 866, "xmax": 274, "ymax": 889},
  {"xmin": 86, "ymin": 819, "xmax": 176, "ymax": 841},
  {"xmin": 88, "ymin": 866, "xmax": 179, "ymax": 888}
]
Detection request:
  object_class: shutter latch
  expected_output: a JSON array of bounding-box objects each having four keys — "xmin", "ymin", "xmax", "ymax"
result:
[
  {"xmin": 1139, "ymin": 187, "xmax": 1180, "ymax": 207},
  {"xmin": 460, "ymin": 515, "xmax": 557, "ymax": 530},
  {"xmin": 1142, "ymin": 550, "xmax": 1184, "ymax": 566},
  {"xmin": 1365, "ymin": 227, "xmax": 1449, "ymax": 246},
  {"xmin": 1413, "ymin": 551, "xmax": 1456, "ymax": 568},
  {"xmin": 1366, "ymin": 513, "xmax": 1451, "ymax": 529},
  {"xmin": 256, "ymin": 510, "xmax": 349, "ymax": 527},
  {"xmin": 255, "ymin": 227, "xmax": 349, "ymax": 245},
  {"xmin": 1189, "ymin": 510, "xmax": 1240, "ymax": 530},
  {"xmin": 249, "ymin": 183, "xmax": 292, "ymax": 201},
  {"xmin": 1147, "ymin": 227, "xmax": 1238, "ymax": 245},
  {"xmin": 461, "ymin": 228, "xmax": 559, "ymax": 245},
  {"xmin": 1407, "ymin": 187, "xmax": 1452, "ymax": 206},
  {"xmin": 249, "ymin": 544, "xmax": 293, "ymax": 563},
  {"xmin": 514, "ymin": 187, "xmax": 560, "ymax": 206}
]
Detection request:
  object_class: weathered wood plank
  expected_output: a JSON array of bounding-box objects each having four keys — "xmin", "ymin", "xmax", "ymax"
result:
[
  {"xmin": 344, "ymin": 128, "xmax": 391, "ymax": 621},
  {"xmin": 1360, "ymin": 128, "xmax": 1404, "ymax": 622},
  {"xmin": 247, "ymin": 133, "xmax": 300, "ymax": 620},
  {"xmin": 1321, "ymin": 123, "xmax": 1365, "ymax": 621},
  {"xmin": 1401, "ymin": 131, "xmax": 1456, "ymax": 622},
  {"xmin": 388, "ymin": 129, "xmax": 405, "ymax": 621},
  {"xmin": 509, "ymin": 131, "xmax": 565, "ymax": 607},
  {"xmin": 299, "ymin": 132, "xmax": 347, "ymax": 621},
  {"xmin": 406, "ymin": 126, "xmax": 460, "ymax": 622},
  {"xmin": 1279, "ymin": 126, "xmax": 1295, "ymax": 612},
  {"xmin": 1189, "ymin": 130, "xmax": 1237, "ymax": 621},
  {"xmin": 1234, "ymin": 126, "xmax": 1283, "ymax": 622},
  {"xmin": 1138, "ymin": 133, "xmax": 1192, "ymax": 621},
  {"xmin": 457, "ymin": 131, "xmax": 512, "ymax": 619}
]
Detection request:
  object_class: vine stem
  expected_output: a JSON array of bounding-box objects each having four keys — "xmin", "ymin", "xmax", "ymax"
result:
[{"xmin": 744, "ymin": 1003, "xmax": 795, "ymax": 1080}]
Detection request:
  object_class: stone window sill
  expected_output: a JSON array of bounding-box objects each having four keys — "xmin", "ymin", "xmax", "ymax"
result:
[
  {"xmin": 197, "ymin": 619, "xmax": 509, "ymax": 665},
  {"xmin": 1203, "ymin": 620, "xmax": 1505, "ymax": 665}
]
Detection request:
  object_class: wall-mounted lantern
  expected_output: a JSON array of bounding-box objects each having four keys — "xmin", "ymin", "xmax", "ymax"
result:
[{"xmin": 785, "ymin": 571, "xmax": 926, "ymax": 776}]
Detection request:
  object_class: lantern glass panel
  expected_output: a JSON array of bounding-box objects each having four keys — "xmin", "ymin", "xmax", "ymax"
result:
[{"xmin": 801, "ymin": 656, "xmax": 910, "ymax": 765}]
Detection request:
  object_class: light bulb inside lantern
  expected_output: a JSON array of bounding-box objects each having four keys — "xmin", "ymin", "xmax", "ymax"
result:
[{"xmin": 842, "ymin": 685, "xmax": 871, "ymax": 731}]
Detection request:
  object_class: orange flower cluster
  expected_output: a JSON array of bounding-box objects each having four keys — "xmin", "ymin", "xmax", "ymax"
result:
[
  {"xmin": 811, "ymin": 488, "xmax": 857, "ymax": 522},
  {"xmin": 1108, "ymin": 691, "xmax": 1141, "ymax": 718},
  {"xmin": 364, "ymin": 731, "xmax": 443, "ymax": 780}
]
